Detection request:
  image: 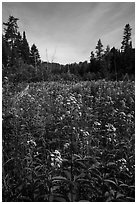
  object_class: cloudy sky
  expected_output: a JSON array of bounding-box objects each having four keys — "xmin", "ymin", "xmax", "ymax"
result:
[{"xmin": 2, "ymin": 2, "xmax": 135, "ymax": 65}]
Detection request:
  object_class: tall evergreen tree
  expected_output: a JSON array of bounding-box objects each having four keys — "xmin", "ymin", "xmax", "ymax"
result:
[
  {"xmin": 3, "ymin": 16, "xmax": 20, "ymax": 67},
  {"xmin": 95, "ymin": 39, "xmax": 104, "ymax": 61},
  {"xmin": 12, "ymin": 32, "xmax": 22, "ymax": 61},
  {"xmin": 3, "ymin": 15, "xmax": 19, "ymax": 50},
  {"xmin": 95, "ymin": 39, "xmax": 104, "ymax": 77},
  {"xmin": 89, "ymin": 51, "xmax": 96, "ymax": 73},
  {"xmin": 30, "ymin": 44, "xmax": 41, "ymax": 67},
  {"xmin": 121, "ymin": 24, "xmax": 132, "ymax": 52},
  {"xmin": 21, "ymin": 31, "xmax": 30, "ymax": 64}
]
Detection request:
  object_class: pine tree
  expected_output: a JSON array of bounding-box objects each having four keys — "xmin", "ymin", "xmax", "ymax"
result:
[
  {"xmin": 3, "ymin": 16, "xmax": 20, "ymax": 67},
  {"xmin": 90, "ymin": 51, "xmax": 95, "ymax": 62},
  {"xmin": 21, "ymin": 31, "xmax": 30, "ymax": 64},
  {"xmin": 89, "ymin": 51, "xmax": 96, "ymax": 73},
  {"xmin": 30, "ymin": 44, "xmax": 41, "ymax": 67},
  {"xmin": 12, "ymin": 32, "xmax": 22, "ymax": 61},
  {"xmin": 121, "ymin": 24, "xmax": 132, "ymax": 52},
  {"xmin": 95, "ymin": 39, "xmax": 104, "ymax": 61},
  {"xmin": 3, "ymin": 15, "xmax": 19, "ymax": 50}
]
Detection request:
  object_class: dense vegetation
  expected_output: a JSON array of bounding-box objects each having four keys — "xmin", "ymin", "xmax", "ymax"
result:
[
  {"xmin": 2, "ymin": 15, "xmax": 135, "ymax": 201},
  {"xmin": 3, "ymin": 80, "xmax": 135, "ymax": 201}
]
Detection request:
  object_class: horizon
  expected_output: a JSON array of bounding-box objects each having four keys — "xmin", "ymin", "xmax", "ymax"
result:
[{"xmin": 2, "ymin": 2, "xmax": 135, "ymax": 65}]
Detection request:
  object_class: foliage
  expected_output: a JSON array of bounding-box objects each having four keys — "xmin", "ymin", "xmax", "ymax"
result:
[
  {"xmin": 3, "ymin": 80, "xmax": 135, "ymax": 201},
  {"xmin": 2, "ymin": 16, "xmax": 135, "ymax": 82},
  {"xmin": 3, "ymin": 15, "xmax": 19, "ymax": 49},
  {"xmin": 30, "ymin": 44, "xmax": 41, "ymax": 67},
  {"xmin": 21, "ymin": 31, "xmax": 30, "ymax": 64},
  {"xmin": 95, "ymin": 39, "xmax": 104, "ymax": 61},
  {"xmin": 2, "ymin": 15, "xmax": 41, "ymax": 76},
  {"xmin": 121, "ymin": 24, "xmax": 132, "ymax": 52}
]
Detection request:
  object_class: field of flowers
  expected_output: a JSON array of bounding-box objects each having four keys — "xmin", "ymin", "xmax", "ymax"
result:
[{"xmin": 2, "ymin": 80, "xmax": 135, "ymax": 201}]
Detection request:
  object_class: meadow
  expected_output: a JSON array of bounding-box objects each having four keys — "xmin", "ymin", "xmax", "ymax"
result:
[{"xmin": 2, "ymin": 80, "xmax": 135, "ymax": 201}]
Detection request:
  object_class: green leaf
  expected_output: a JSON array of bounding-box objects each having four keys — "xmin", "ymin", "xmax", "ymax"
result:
[
  {"xmin": 76, "ymin": 178, "xmax": 90, "ymax": 184},
  {"xmin": 119, "ymin": 183, "xmax": 129, "ymax": 188},
  {"xmin": 88, "ymin": 168, "xmax": 102, "ymax": 181},
  {"xmin": 35, "ymin": 165, "xmax": 43, "ymax": 171},
  {"xmin": 116, "ymin": 192, "xmax": 125, "ymax": 199},
  {"xmin": 74, "ymin": 160, "xmax": 87, "ymax": 169},
  {"xmin": 52, "ymin": 176, "xmax": 67, "ymax": 181},
  {"xmin": 73, "ymin": 154, "xmax": 82, "ymax": 159},
  {"xmin": 83, "ymin": 156, "xmax": 97, "ymax": 163},
  {"xmin": 74, "ymin": 172, "xmax": 86, "ymax": 181},
  {"xmin": 104, "ymin": 179, "xmax": 117, "ymax": 188},
  {"xmin": 3, "ymin": 157, "xmax": 14, "ymax": 166}
]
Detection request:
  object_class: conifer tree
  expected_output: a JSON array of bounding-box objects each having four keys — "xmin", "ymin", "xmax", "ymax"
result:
[
  {"xmin": 95, "ymin": 39, "xmax": 104, "ymax": 61},
  {"xmin": 30, "ymin": 44, "xmax": 41, "ymax": 67},
  {"xmin": 21, "ymin": 31, "xmax": 30, "ymax": 64},
  {"xmin": 3, "ymin": 16, "xmax": 20, "ymax": 67},
  {"xmin": 3, "ymin": 15, "xmax": 19, "ymax": 50},
  {"xmin": 12, "ymin": 32, "xmax": 22, "ymax": 61},
  {"xmin": 121, "ymin": 24, "xmax": 132, "ymax": 52}
]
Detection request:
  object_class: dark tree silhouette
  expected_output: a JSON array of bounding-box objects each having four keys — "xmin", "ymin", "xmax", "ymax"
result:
[
  {"xmin": 3, "ymin": 15, "xmax": 19, "ymax": 50},
  {"xmin": 121, "ymin": 24, "xmax": 132, "ymax": 52},
  {"xmin": 21, "ymin": 31, "xmax": 30, "ymax": 64},
  {"xmin": 95, "ymin": 39, "xmax": 104, "ymax": 61},
  {"xmin": 30, "ymin": 44, "xmax": 41, "ymax": 67}
]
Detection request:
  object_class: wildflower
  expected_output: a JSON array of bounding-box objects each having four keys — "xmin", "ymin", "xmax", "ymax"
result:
[
  {"xmin": 54, "ymin": 150, "xmax": 61, "ymax": 157},
  {"xmin": 119, "ymin": 158, "xmax": 126, "ymax": 164},
  {"xmin": 50, "ymin": 153, "xmax": 55, "ymax": 161},
  {"xmin": 50, "ymin": 150, "xmax": 62, "ymax": 168},
  {"xmin": 27, "ymin": 139, "xmax": 36, "ymax": 146},
  {"xmin": 94, "ymin": 121, "xmax": 101, "ymax": 126},
  {"xmin": 60, "ymin": 114, "xmax": 65, "ymax": 120},
  {"xmin": 84, "ymin": 131, "xmax": 90, "ymax": 136},
  {"xmin": 105, "ymin": 123, "xmax": 116, "ymax": 132},
  {"xmin": 51, "ymin": 162, "xmax": 54, "ymax": 167},
  {"xmin": 79, "ymin": 112, "xmax": 82, "ymax": 117},
  {"xmin": 120, "ymin": 112, "xmax": 126, "ymax": 117},
  {"xmin": 64, "ymin": 142, "xmax": 70, "ymax": 149}
]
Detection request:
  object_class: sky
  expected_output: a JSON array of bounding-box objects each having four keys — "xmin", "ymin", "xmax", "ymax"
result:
[{"xmin": 2, "ymin": 2, "xmax": 135, "ymax": 65}]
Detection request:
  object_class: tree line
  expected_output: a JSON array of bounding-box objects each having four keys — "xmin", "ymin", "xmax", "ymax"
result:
[{"xmin": 2, "ymin": 15, "xmax": 135, "ymax": 82}]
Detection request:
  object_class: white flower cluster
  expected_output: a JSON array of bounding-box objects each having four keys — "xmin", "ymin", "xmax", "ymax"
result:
[
  {"xmin": 94, "ymin": 121, "xmax": 101, "ymax": 126},
  {"xmin": 56, "ymin": 94, "xmax": 64, "ymax": 105},
  {"xmin": 117, "ymin": 158, "xmax": 129, "ymax": 172},
  {"xmin": 64, "ymin": 142, "xmax": 70, "ymax": 149},
  {"xmin": 50, "ymin": 150, "xmax": 63, "ymax": 168},
  {"xmin": 66, "ymin": 94, "xmax": 82, "ymax": 118},
  {"xmin": 27, "ymin": 139, "xmax": 37, "ymax": 147},
  {"xmin": 80, "ymin": 129, "xmax": 90, "ymax": 137},
  {"xmin": 105, "ymin": 123, "xmax": 116, "ymax": 132}
]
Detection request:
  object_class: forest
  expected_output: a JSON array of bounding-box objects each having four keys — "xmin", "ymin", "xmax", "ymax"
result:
[
  {"xmin": 2, "ymin": 16, "xmax": 135, "ymax": 202},
  {"xmin": 2, "ymin": 16, "xmax": 135, "ymax": 83}
]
